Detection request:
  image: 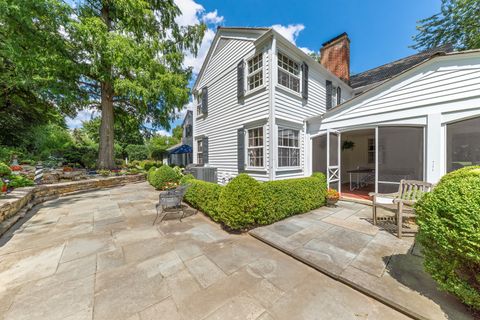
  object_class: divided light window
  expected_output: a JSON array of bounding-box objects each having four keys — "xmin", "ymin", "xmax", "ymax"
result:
[
  {"xmin": 196, "ymin": 93, "xmax": 202, "ymax": 116},
  {"xmin": 197, "ymin": 139, "xmax": 204, "ymax": 165},
  {"xmin": 247, "ymin": 127, "xmax": 264, "ymax": 167},
  {"xmin": 278, "ymin": 127, "xmax": 300, "ymax": 167},
  {"xmin": 247, "ymin": 53, "xmax": 263, "ymax": 90},
  {"xmin": 277, "ymin": 52, "xmax": 300, "ymax": 93}
]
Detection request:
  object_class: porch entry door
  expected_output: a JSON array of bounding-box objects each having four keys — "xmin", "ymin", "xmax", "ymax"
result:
[
  {"xmin": 327, "ymin": 130, "xmax": 341, "ymax": 191},
  {"xmin": 377, "ymin": 126, "xmax": 424, "ymax": 193}
]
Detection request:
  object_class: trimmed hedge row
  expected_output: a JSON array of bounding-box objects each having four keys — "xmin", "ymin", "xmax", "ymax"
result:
[
  {"xmin": 416, "ymin": 166, "xmax": 480, "ymax": 311},
  {"xmin": 181, "ymin": 172, "xmax": 327, "ymax": 230}
]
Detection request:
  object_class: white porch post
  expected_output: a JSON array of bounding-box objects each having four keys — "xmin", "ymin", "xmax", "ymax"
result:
[{"xmin": 426, "ymin": 113, "xmax": 443, "ymax": 183}]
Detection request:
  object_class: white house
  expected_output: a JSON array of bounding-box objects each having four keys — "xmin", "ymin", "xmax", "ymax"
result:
[{"xmin": 192, "ymin": 27, "xmax": 480, "ymax": 197}]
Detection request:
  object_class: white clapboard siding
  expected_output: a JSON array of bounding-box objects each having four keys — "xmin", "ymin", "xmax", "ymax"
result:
[
  {"xmin": 323, "ymin": 57, "xmax": 480, "ymax": 126},
  {"xmin": 194, "ymin": 38, "xmax": 271, "ymax": 183}
]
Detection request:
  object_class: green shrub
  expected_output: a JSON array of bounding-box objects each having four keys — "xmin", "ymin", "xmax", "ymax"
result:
[
  {"xmin": 217, "ymin": 174, "xmax": 264, "ymax": 230},
  {"xmin": 184, "ymin": 179, "xmax": 223, "ymax": 221},
  {"xmin": 8, "ymin": 175, "xmax": 34, "ymax": 188},
  {"xmin": 125, "ymin": 144, "xmax": 148, "ymax": 161},
  {"xmin": 148, "ymin": 165, "xmax": 180, "ymax": 190},
  {"xmin": 180, "ymin": 174, "xmax": 195, "ymax": 185},
  {"xmin": 416, "ymin": 166, "xmax": 480, "ymax": 311},
  {"xmin": 260, "ymin": 174, "xmax": 327, "ymax": 225},
  {"xmin": 98, "ymin": 169, "xmax": 111, "ymax": 177},
  {"xmin": 141, "ymin": 160, "xmax": 162, "ymax": 171},
  {"xmin": 0, "ymin": 162, "xmax": 12, "ymax": 177}
]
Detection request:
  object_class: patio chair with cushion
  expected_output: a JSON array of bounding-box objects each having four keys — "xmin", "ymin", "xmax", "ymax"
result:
[
  {"xmin": 153, "ymin": 185, "xmax": 189, "ymax": 225},
  {"xmin": 369, "ymin": 179, "xmax": 433, "ymax": 238}
]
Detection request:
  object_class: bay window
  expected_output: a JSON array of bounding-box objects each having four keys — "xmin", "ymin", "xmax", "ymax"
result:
[
  {"xmin": 277, "ymin": 52, "xmax": 300, "ymax": 93},
  {"xmin": 247, "ymin": 53, "xmax": 263, "ymax": 90},
  {"xmin": 247, "ymin": 127, "xmax": 264, "ymax": 167},
  {"xmin": 278, "ymin": 127, "xmax": 300, "ymax": 167}
]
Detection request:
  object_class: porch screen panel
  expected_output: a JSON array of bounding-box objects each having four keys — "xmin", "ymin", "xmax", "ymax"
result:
[
  {"xmin": 377, "ymin": 127, "xmax": 424, "ymax": 193},
  {"xmin": 312, "ymin": 135, "xmax": 327, "ymax": 175},
  {"xmin": 329, "ymin": 132, "xmax": 339, "ymax": 166},
  {"xmin": 447, "ymin": 117, "xmax": 480, "ymax": 172}
]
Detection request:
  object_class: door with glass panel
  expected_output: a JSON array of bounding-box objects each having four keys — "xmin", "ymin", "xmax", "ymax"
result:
[{"xmin": 377, "ymin": 126, "xmax": 424, "ymax": 193}]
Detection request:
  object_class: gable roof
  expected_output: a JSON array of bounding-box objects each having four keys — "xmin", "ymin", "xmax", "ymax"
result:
[{"xmin": 350, "ymin": 44, "xmax": 454, "ymax": 90}]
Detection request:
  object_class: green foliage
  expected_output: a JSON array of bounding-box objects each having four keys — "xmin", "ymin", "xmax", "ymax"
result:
[
  {"xmin": 125, "ymin": 145, "xmax": 148, "ymax": 161},
  {"xmin": 147, "ymin": 135, "xmax": 179, "ymax": 160},
  {"xmin": 180, "ymin": 174, "xmax": 195, "ymax": 185},
  {"xmin": 98, "ymin": 169, "xmax": 111, "ymax": 177},
  {"xmin": 217, "ymin": 174, "xmax": 264, "ymax": 230},
  {"xmin": 412, "ymin": 0, "xmax": 480, "ymax": 50},
  {"xmin": 29, "ymin": 124, "xmax": 74, "ymax": 159},
  {"xmin": 0, "ymin": 162, "xmax": 12, "ymax": 176},
  {"xmin": 416, "ymin": 166, "xmax": 480, "ymax": 310},
  {"xmin": 140, "ymin": 160, "xmax": 163, "ymax": 171},
  {"xmin": 183, "ymin": 179, "xmax": 223, "ymax": 222},
  {"xmin": 172, "ymin": 125, "xmax": 183, "ymax": 141},
  {"xmin": 7, "ymin": 175, "xmax": 34, "ymax": 188},
  {"xmin": 0, "ymin": 146, "xmax": 25, "ymax": 164},
  {"xmin": 148, "ymin": 165, "xmax": 180, "ymax": 190},
  {"xmin": 260, "ymin": 174, "xmax": 327, "ymax": 225},
  {"xmin": 183, "ymin": 173, "xmax": 328, "ymax": 231}
]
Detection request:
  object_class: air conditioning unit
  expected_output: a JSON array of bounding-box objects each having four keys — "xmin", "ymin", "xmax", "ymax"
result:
[{"xmin": 188, "ymin": 166, "xmax": 217, "ymax": 183}]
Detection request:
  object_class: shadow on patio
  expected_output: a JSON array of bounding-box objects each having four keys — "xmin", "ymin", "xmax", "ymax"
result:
[{"xmin": 249, "ymin": 201, "xmax": 473, "ymax": 320}]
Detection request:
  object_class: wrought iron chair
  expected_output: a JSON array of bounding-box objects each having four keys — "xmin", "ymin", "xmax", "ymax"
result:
[
  {"xmin": 369, "ymin": 179, "xmax": 433, "ymax": 238},
  {"xmin": 153, "ymin": 185, "xmax": 189, "ymax": 225}
]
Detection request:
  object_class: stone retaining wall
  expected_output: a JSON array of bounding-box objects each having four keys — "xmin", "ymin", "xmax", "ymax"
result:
[{"xmin": 0, "ymin": 174, "xmax": 145, "ymax": 234}]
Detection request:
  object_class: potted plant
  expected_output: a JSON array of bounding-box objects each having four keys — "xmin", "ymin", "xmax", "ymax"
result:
[{"xmin": 326, "ymin": 188, "xmax": 340, "ymax": 206}]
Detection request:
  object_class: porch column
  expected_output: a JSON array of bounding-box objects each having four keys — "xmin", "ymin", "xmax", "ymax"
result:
[{"xmin": 426, "ymin": 113, "xmax": 442, "ymax": 183}]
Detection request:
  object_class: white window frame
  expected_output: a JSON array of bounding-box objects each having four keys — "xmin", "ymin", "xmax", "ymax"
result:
[
  {"xmin": 246, "ymin": 52, "xmax": 264, "ymax": 93},
  {"xmin": 331, "ymin": 84, "xmax": 338, "ymax": 108},
  {"xmin": 277, "ymin": 52, "xmax": 301, "ymax": 94},
  {"xmin": 196, "ymin": 92, "xmax": 203, "ymax": 118},
  {"xmin": 245, "ymin": 125, "xmax": 266, "ymax": 170},
  {"xmin": 196, "ymin": 138, "xmax": 204, "ymax": 165},
  {"xmin": 277, "ymin": 126, "xmax": 301, "ymax": 169}
]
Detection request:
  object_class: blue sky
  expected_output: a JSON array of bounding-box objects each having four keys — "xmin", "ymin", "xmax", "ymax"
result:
[{"xmin": 67, "ymin": 0, "xmax": 441, "ymax": 132}]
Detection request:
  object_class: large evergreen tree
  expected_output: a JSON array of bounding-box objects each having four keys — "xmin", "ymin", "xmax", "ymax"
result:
[
  {"xmin": 0, "ymin": 0, "xmax": 205, "ymax": 168},
  {"xmin": 412, "ymin": 0, "xmax": 480, "ymax": 50}
]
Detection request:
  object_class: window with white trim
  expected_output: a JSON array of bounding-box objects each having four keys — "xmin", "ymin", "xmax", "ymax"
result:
[
  {"xmin": 247, "ymin": 127, "xmax": 264, "ymax": 167},
  {"xmin": 196, "ymin": 93, "xmax": 203, "ymax": 116},
  {"xmin": 278, "ymin": 127, "xmax": 300, "ymax": 167},
  {"xmin": 332, "ymin": 85, "xmax": 338, "ymax": 108},
  {"xmin": 247, "ymin": 53, "xmax": 263, "ymax": 90},
  {"xmin": 197, "ymin": 139, "xmax": 204, "ymax": 165},
  {"xmin": 277, "ymin": 52, "xmax": 300, "ymax": 92}
]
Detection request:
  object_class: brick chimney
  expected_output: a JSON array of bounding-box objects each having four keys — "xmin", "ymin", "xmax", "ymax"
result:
[{"xmin": 320, "ymin": 32, "xmax": 350, "ymax": 83}]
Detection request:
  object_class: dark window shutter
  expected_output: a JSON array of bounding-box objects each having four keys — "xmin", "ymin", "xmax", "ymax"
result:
[
  {"xmin": 203, "ymin": 137, "xmax": 208, "ymax": 164},
  {"xmin": 301, "ymin": 62, "xmax": 309, "ymax": 100},
  {"xmin": 201, "ymin": 87, "xmax": 208, "ymax": 115},
  {"xmin": 237, "ymin": 60, "xmax": 245, "ymax": 100},
  {"xmin": 326, "ymin": 80, "xmax": 332, "ymax": 110},
  {"xmin": 237, "ymin": 128, "xmax": 245, "ymax": 172},
  {"xmin": 337, "ymin": 86, "xmax": 341, "ymax": 105}
]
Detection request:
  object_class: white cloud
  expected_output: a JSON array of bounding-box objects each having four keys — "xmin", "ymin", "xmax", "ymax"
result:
[
  {"xmin": 202, "ymin": 10, "xmax": 224, "ymax": 24},
  {"xmin": 271, "ymin": 24, "xmax": 305, "ymax": 44},
  {"xmin": 299, "ymin": 47, "xmax": 314, "ymax": 55},
  {"xmin": 173, "ymin": 0, "xmax": 224, "ymax": 75},
  {"xmin": 155, "ymin": 129, "xmax": 172, "ymax": 137},
  {"xmin": 66, "ymin": 109, "xmax": 97, "ymax": 129}
]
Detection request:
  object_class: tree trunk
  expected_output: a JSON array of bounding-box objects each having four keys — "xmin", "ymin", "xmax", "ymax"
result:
[
  {"xmin": 97, "ymin": 2, "xmax": 115, "ymax": 169},
  {"xmin": 97, "ymin": 81, "xmax": 115, "ymax": 169}
]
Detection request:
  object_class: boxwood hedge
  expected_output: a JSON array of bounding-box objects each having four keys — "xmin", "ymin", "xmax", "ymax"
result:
[
  {"xmin": 180, "ymin": 172, "xmax": 327, "ymax": 231},
  {"xmin": 416, "ymin": 166, "xmax": 480, "ymax": 311}
]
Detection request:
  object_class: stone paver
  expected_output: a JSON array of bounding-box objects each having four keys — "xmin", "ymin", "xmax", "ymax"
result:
[
  {"xmin": 0, "ymin": 183, "xmax": 417, "ymax": 320},
  {"xmin": 250, "ymin": 201, "xmax": 473, "ymax": 320}
]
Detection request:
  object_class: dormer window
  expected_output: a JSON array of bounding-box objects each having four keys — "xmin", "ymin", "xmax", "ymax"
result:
[
  {"xmin": 247, "ymin": 53, "xmax": 263, "ymax": 90},
  {"xmin": 277, "ymin": 52, "xmax": 300, "ymax": 93}
]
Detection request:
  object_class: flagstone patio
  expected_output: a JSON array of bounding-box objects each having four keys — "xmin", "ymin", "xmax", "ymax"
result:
[
  {"xmin": 249, "ymin": 201, "xmax": 473, "ymax": 320},
  {"xmin": 0, "ymin": 182, "xmax": 411, "ymax": 320}
]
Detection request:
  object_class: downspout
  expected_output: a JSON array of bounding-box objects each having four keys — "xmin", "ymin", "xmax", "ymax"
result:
[{"xmin": 268, "ymin": 36, "xmax": 277, "ymax": 181}]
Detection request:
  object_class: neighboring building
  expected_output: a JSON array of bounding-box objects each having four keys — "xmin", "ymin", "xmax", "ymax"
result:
[
  {"xmin": 193, "ymin": 27, "xmax": 480, "ymax": 196},
  {"xmin": 167, "ymin": 110, "xmax": 193, "ymax": 167}
]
